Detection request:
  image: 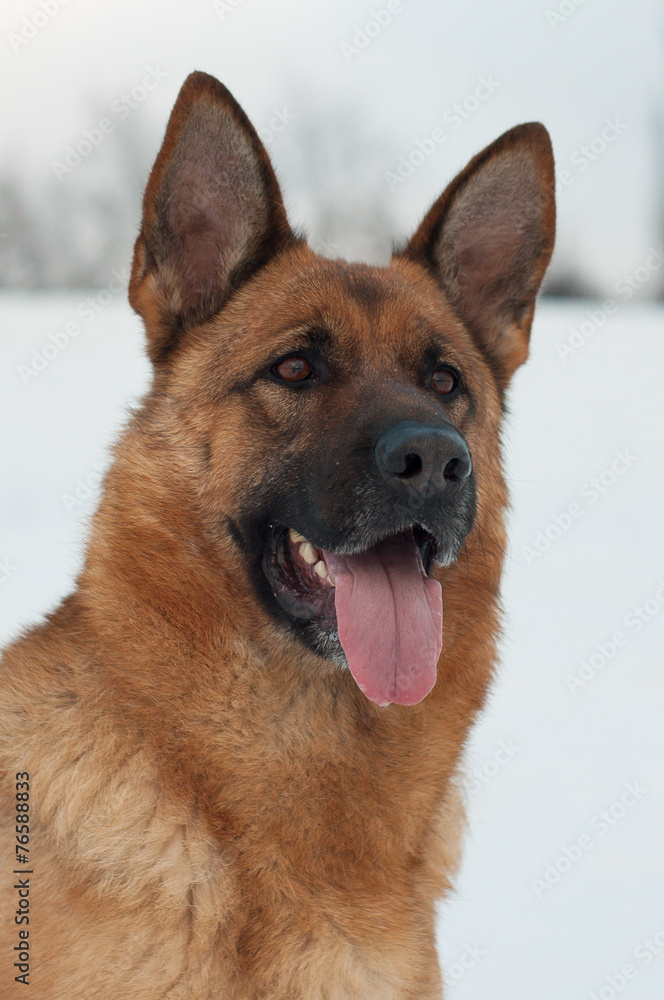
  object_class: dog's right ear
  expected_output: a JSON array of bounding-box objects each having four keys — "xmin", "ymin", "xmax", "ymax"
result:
[
  {"xmin": 400, "ymin": 123, "xmax": 555, "ymax": 387},
  {"xmin": 129, "ymin": 71, "xmax": 297, "ymax": 364}
]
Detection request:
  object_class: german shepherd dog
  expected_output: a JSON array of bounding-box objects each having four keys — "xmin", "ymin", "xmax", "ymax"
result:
[{"xmin": 0, "ymin": 72, "xmax": 554, "ymax": 998}]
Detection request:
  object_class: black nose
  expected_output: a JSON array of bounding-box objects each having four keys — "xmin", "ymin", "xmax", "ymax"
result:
[{"xmin": 374, "ymin": 421, "xmax": 472, "ymax": 500}]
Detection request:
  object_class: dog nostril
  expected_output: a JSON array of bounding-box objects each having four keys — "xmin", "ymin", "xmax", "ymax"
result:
[
  {"xmin": 443, "ymin": 456, "xmax": 464, "ymax": 482},
  {"xmin": 397, "ymin": 453, "xmax": 423, "ymax": 479}
]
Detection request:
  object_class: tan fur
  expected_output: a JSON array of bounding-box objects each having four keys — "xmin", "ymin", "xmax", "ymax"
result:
[{"xmin": 0, "ymin": 73, "xmax": 554, "ymax": 998}]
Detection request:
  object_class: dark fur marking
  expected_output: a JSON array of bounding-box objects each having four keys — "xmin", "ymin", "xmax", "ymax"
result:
[{"xmin": 335, "ymin": 265, "xmax": 387, "ymax": 313}]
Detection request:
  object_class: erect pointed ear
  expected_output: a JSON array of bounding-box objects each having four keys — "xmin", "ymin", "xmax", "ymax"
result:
[
  {"xmin": 129, "ymin": 71, "xmax": 297, "ymax": 364},
  {"xmin": 400, "ymin": 123, "xmax": 555, "ymax": 384}
]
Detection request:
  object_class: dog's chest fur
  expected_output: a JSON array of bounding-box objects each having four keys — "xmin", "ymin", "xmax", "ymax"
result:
[{"xmin": 1, "ymin": 621, "xmax": 462, "ymax": 999}]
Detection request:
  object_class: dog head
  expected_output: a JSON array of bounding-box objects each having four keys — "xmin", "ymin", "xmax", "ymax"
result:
[{"xmin": 127, "ymin": 72, "xmax": 555, "ymax": 707}]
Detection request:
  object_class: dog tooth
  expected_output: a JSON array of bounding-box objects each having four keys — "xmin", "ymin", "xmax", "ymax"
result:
[
  {"xmin": 299, "ymin": 542, "xmax": 317, "ymax": 565},
  {"xmin": 289, "ymin": 528, "xmax": 305, "ymax": 543},
  {"xmin": 313, "ymin": 560, "xmax": 329, "ymax": 582}
]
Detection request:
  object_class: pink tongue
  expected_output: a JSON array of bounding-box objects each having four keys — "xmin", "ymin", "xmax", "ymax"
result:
[{"xmin": 323, "ymin": 533, "xmax": 442, "ymax": 707}]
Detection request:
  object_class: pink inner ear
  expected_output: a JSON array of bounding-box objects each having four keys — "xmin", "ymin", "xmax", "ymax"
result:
[
  {"xmin": 130, "ymin": 72, "xmax": 295, "ymax": 362},
  {"xmin": 154, "ymin": 101, "xmax": 271, "ymax": 318},
  {"xmin": 457, "ymin": 221, "xmax": 522, "ymax": 275},
  {"xmin": 437, "ymin": 149, "xmax": 547, "ymax": 332},
  {"xmin": 175, "ymin": 221, "xmax": 226, "ymax": 316}
]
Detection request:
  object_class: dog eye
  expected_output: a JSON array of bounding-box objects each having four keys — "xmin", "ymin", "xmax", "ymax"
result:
[
  {"xmin": 431, "ymin": 366, "xmax": 459, "ymax": 395},
  {"xmin": 272, "ymin": 355, "xmax": 313, "ymax": 382}
]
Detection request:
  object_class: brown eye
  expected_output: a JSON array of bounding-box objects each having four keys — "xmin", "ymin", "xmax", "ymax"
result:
[
  {"xmin": 431, "ymin": 366, "xmax": 459, "ymax": 395},
  {"xmin": 272, "ymin": 355, "xmax": 312, "ymax": 382}
]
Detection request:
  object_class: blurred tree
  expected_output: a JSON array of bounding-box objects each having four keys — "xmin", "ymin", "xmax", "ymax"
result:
[
  {"xmin": 268, "ymin": 102, "xmax": 402, "ymax": 265},
  {"xmin": 0, "ymin": 104, "xmax": 152, "ymax": 289}
]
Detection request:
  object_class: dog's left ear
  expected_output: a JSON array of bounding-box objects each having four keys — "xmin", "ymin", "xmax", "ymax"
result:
[
  {"xmin": 401, "ymin": 123, "xmax": 555, "ymax": 384},
  {"xmin": 129, "ymin": 71, "xmax": 296, "ymax": 364}
]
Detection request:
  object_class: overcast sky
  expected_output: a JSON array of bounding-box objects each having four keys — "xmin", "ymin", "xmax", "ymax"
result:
[{"xmin": 1, "ymin": 0, "xmax": 663, "ymax": 294}]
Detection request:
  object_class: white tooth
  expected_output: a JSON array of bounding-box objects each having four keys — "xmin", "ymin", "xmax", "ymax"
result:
[
  {"xmin": 313, "ymin": 560, "xmax": 329, "ymax": 581},
  {"xmin": 299, "ymin": 542, "xmax": 317, "ymax": 565},
  {"xmin": 289, "ymin": 528, "xmax": 305, "ymax": 543}
]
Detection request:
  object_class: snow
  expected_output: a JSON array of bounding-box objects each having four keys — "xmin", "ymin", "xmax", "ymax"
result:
[
  {"xmin": 1, "ymin": 293, "xmax": 663, "ymax": 995},
  {"xmin": 437, "ymin": 300, "xmax": 664, "ymax": 998}
]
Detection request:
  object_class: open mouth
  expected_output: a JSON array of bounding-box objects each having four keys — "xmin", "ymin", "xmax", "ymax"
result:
[{"xmin": 262, "ymin": 525, "xmax": 444, "ymax": 707}]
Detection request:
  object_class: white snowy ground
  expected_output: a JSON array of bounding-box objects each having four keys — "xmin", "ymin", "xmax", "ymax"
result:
[{"xmin": 1, "ymin": 294, "xmax": 663, "ymax": 998}]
